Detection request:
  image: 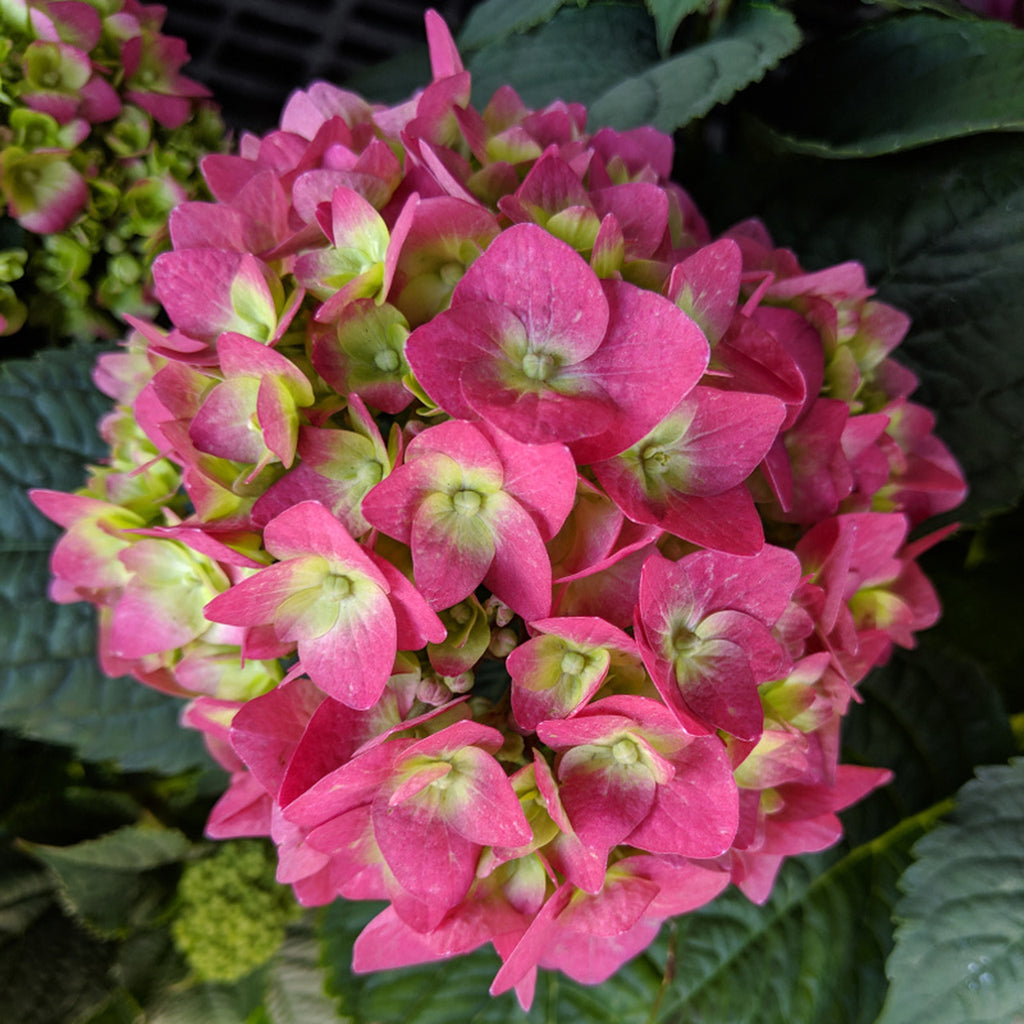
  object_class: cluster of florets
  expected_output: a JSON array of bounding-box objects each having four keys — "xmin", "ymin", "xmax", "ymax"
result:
[
  {"xmin": 0, "ymin": 0, "xmax": 222, "ymax": 341},
  {"xmin": 31, "ymin": 13, "xmax": 966, "ymax": 1008}
]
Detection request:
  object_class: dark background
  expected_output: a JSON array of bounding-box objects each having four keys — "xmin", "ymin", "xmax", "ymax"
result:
[{"xmin": 162, "ymin": 0, "xmax": 477, "ymax": 133}]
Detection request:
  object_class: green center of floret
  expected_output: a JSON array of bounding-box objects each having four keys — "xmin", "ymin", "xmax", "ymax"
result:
[
  {"xmin": 452, "ymin": 489, "xmax": 483, "ymax": 516},
  {"xmin": 672, "ymin": 625, "xmax": 699, "ymax": 655},
  {"xmin": 560, "ymin": 650, "xmax": 587, "ymax": 676},
  {"xmin": 641, "ymin": 443, "xmax": 671, "ymax": 473},
  {"xmin": 611, "ymin": 738, "xmax": 640, "ymax": 766},
  {"xmin": 521, "ymin": 350, "xmax": 556, "ymax": 381},
  {"xmin": 323, "ymin": 574, "xmax": 355, "ymax": 600},
  {"xmin": 374, "ymin": 348, "xmax": 400, "ymax": 372},
  {"xmin": 439, "ymin": 261, "xmax": 464, "ymax": 286}
]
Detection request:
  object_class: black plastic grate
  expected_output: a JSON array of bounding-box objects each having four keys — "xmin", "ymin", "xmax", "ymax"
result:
[{"xmin": 163, "ymin": 0, "xmax": 476, "ymax": 133}]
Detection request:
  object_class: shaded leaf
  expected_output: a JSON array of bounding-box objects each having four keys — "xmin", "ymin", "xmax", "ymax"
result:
[
  {"xmin": 342, "ymin": 49, "xmax": 432, "ymax": 106},
  {"xmin": 758, "ymin": 15, "xmax": 1024, "ymax": 156},
  {"xmin": 589, "ymin": 2, "xmax": 801, "ymax": 132},
  {"xmin": 23, "ymin": 825, "xmax": 189, "ymax": 937},
  {"xmin": 917, "ymin": 508, "xmax": 1024, "ymax": 712},
  {"xmin": 861, "ymin": 0, "xmax": 980, "ymax": 14},
  {"xmin": 876, "ymin": 759, "xmax": 1024, "ymax": 1024},
  {"xmin": 467, "ymin": 3, "xmax": 659, "ymax": 111},
  {"xmin": 656, "ymin": 804, "xmax": 948, "ymax": 1024},
  {"xmin": 146, "ymin": 971, "xmax": 268, "ymax": 1024},
  {"xmin": 0, "ymin": 852, "xmax": 115, "ymax": 1024},
  {"xmin": 263, "ymin": 916, "xmax": 342, "ymax": 1024},
  {"xmin": 0, "ymin": 346, "xmax": 209, "ymax": 774},
  {"xmin": 839, "ymin": 640, "xmax": 1015, "ymax": 847},
  {"xmin": 644, "ymin": 0, "xmax": 704, "ymax": 55},
  {"xmin": 458, "ymin": 0, "xmax": 579, "ymax": 50}
]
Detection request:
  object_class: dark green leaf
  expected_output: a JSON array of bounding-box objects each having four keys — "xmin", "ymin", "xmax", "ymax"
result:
[
  {"xmin": 839, "ymin": 640, "xmax": 1015, "ymax": 846},
  {"xmin": 861, "ymin": 0, "xmax": 980, "ymax": 14},
  {"xmin": 656, "ymin": 804, "xmax": 947, "ymax": 1024},
  {"xmin": 0, "ymin": 853, "xmax": 115, "ymax": 1024},
  {"xmin": 697, "ymin": 135, "xmax": 1024, "ymax": 522},
  {"xmin": 0, "ymin": 346, "xmax": 209, "ymax": 774},
  {"xmin": 758, "ymin": 15, "xmax": 1024, "ymax": 156},
  {"xmin": 343, "ymin": 49, "xmax": 432, "ymax": 106},
  {"xmin": 589, "ymin": 2, "xmax": 801, "ymax": 132},
  {"xmin": 0, "ymin": 343, "xmax": 111, "ymax": 546},
  {"xmin": 263, "ymin": 917, "xmax": 340, "ymax": 1024},
  {"xmin": 146, "ymin": 972, "xmax": 269, "ymax": 1024},
  {"xmin": 644, "ymin": 0, "xmax": 705, "ymax": 55},
  {"xmin": 918, "ymin": 508, "xmax": 1024, "ymax": 712},
  {"xmin": 467, "ymin": 3, "xmax": 659, "ymax": 112},
  {"xmin": 23, "ymin": 825, "xmax": 189, "ymax": 937},
  {"xmin": 458, "ymin": 0, "xmax": 579, "ymax": 51},
  {"xmin": 876, "ymin": 759, "xmax": 1024, "ymax": 1024}
]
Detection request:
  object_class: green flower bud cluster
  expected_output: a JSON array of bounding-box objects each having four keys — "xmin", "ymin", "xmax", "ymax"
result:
[
  {"xmin": 171, "ymin": 839, "xmax": 300, "ymax": 983},
  {"xmin": 0, "ymin": 1, "xmax": 227, "ymax": 347}
]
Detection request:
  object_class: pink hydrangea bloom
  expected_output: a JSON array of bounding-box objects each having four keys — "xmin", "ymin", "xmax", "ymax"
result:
[{"xmin": 32, "ymin": 9, "xmax": 966, "ymax": 1007}]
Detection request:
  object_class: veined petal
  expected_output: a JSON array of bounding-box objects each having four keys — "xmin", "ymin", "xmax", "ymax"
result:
[
  {"xmin": 452, "ymin": 222, "xmax": 609, "ymax": 362},
  {"xmin": 299, "ymin": 583, "xmax": 397, "ymax": 708},
  {"xmin": 411, "ymin": 490, "xmax": 496, "ymax": 610},
  {"xmin": 204, "ymin": 557, "xmax": 327, "ymax": 627},
  {"xmin": 626, "ymin": 736, "xmax": 739, "ymax": 857},
  {"xmin": 569, "ymin": 280, "xmax": 709, "ymax": 464},
  {"xmin": 484, "ymin": 491, "xmax": 552, "ymax": 622},
  {"xmin": 371, "ymin": 785, "xmax": 478, "ymax": 912}
]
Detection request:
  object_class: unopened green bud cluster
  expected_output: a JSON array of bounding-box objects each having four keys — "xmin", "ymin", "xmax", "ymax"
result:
[{"xmin": 171, "ymin": 839, "xmax": 300, "ymax": 983}]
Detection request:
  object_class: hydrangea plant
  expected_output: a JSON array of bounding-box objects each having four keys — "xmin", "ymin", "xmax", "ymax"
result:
[
  {"xmin": 27, "ymin": 8, "xmax": 972, "ymax": 1012},
  {"xmin": 0, "ymin": 0, "xmax": 224, "ymax": 345}
]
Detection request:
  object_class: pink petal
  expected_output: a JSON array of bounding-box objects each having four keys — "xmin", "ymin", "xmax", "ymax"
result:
[
  {"xmin": 452, "ymin": 223, "xmax": 609, "ymax": 363},
  {"xmin": 569, "ymin": 281, "xmax": 709, "ymax": 464},
  {"xmin": 626, "ymin": 737, "xmax": 739, "ymax": 857}
]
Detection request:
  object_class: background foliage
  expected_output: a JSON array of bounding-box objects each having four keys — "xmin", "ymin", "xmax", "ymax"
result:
[{"xmin": 2, "ymin": 1, "xmax": 1023, "ymax": 1021}]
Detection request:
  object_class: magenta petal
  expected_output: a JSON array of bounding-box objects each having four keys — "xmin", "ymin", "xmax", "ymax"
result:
[
  {"xmin": 484, "ymin": 493, "xmax": 552, "ymax": 622},
  {"xmin": 626, "ymin": 738, "xmax": 739, "ymax": 857},
  {"xmin": 229, "ymin": 677, "xmax": 325, "ymax": 797},
  {"xmin": 299, "ymin": 591, "xmax": 397, "ymax": 708},
  {"xmin": 557, "ymin": 752, "xmax": 656, "ymax": 855},
  {"xmin": 671, "ymin": 387, "xmax": 787, "ymax": 495},
  {"xmin": 405, "ymin": 301, "xmax": 522, "ymax": 421},
  {"xmin": 667, "ymin": 239, "xmax": 742, "ymax": 345},
  {"xmin": 9, "ymin": 156, "xmax": 88, "ymax": 233},
  {"xmin": 440, "ymin": 746, "xmax": 532, "ymax": 848},
  {"xmin": 361, "ymin": 452, "xmax": 451, "ymax": 545},
  {"xmin": 474, "ymin": 423, "xmax": 577, "ymax": 539},
  {"xmin": 407, "ymin": 418, "xmax": 504, "ymax": 475},
  {"xmin": 371, "ymin": 789, "xmax": 478, "ymax": 911},
  {"xmin": 452, "ymin": 222, "xmax": 609, "ymax": 362},
  {"xmin": 461, "ymin": 358, "xmax": 616, "ymax": 446},
  {"xmin": 590, "ymin": 183, "xmax": 669, "ymax": 260},
  {"xmin": 284, "ymin": 739, "xmax": 411, "ymax": 831},
  {"xmin": 152, "ymin": 248, "xmax": 241, "ymax": 339},
  {"xmin": 263, "ymin": 501, "xmax": 388, "ymax": 587},
  {"xmin": 366, "ymin": 549, "xmax": 446, "ymax": 648},
  {"xmin": 667, "ymin": 637, "xmax": 763, "ymax": 740},
  {"xmin": 570, "ymin": 281, "xmax": 709, "ymax": 464},
  {"xmin": 411, "ymin": 491, "xmax": 496, "ymax": 610},
  {"xmin": 204, "ymin": 559, "xmax": 321, "ymax": 628},
  {"xmin": 657, "ymin": 485, "xmax": 766, "ymax": 556},
  {"xmin": 491, "ymin": 883, "xmax": 573, "ymax": 997}
]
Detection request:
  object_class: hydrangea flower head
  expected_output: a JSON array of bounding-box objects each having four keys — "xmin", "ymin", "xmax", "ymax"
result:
[{"xmin": 32, "ymin": 9, "xmax": 966, "ymax": 1007}]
